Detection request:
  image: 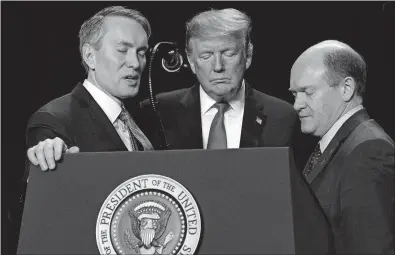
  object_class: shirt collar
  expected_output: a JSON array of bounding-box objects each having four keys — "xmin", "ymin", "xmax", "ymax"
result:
[
  {"xmin": 200, "ymin": 80, "xmax": 246, "ymax": 115},
  {"xmin": 83, "ymin": 79, "xmax": 122, "ymax": 124},
  {"xmin": 319, "ymin": 105, "xmax": 364, "ymax": 152}
]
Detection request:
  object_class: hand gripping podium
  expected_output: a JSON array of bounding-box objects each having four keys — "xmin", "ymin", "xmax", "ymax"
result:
[{"xmin": 18, "ymin": 148, "xmax": 332, "ymax": 254}]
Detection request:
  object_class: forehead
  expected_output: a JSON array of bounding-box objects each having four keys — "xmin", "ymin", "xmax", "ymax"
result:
[
  {"xmin": 189, "ymin": 35, "xmax": 242, "ymax": 52},
  {"xmin": 102, "ymin": 16, "xmax": 148, "ymax": 45},
  {"xmin": 290, "ymin": 59, "xmax": 327, "ymax": 90}
]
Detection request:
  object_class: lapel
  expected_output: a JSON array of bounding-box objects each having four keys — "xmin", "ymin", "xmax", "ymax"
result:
[
  {"xmin": 176, "ymin": 84, "xmax": 204, "ymax": 149},
  {"xmin": 240, "ymin": 83, "xmax": 267, "ymax": 148},
  {"xmin": 71, "ymin": 83, "xmax": 127, "ymax": 151},
  {"xmin": 305, "ymin": 108, "xmax": 371, "ymax": 184}
]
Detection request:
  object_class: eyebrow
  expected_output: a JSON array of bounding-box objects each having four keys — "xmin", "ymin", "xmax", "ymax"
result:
[
  {"xmin": 118, "ymin": 40, "xmax": 148, "ymax": 51},
  {"xmin": 288, "ymin": 85, "xmax": 314, "ymax": 93}
]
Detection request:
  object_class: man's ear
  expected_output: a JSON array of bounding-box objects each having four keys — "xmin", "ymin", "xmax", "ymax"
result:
[
  {"xmin": 187, "ymin": 54, "xmax": 196, "ymax": 74},
  {"xmin": 341, "ymin": 77, "xmax": 356, "ymax": 102},
  {"xmin": 246, "ymin": 43, "xmax": 253, "ymax": 70},
  {"xmin": 82, "ymin": 43, "xmax": 96, "ymax": 70}
]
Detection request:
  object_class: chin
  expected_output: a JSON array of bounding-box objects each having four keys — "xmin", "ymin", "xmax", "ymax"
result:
[
  {"xmin": 301, "ymin": 125, "xmax": 315, "ymax": 135},
  {"xmin": 122, "ymin": 89, "xmax": 139, "ymax": 99}
]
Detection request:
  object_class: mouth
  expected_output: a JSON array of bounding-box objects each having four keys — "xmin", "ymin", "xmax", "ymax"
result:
[
  {"xmin": 123, "ymin": 74, "xmax": 139, "ymax": 81},
  {"xmin": 211, "ymin": 78, "xmax": 230, "ymax": 83}
]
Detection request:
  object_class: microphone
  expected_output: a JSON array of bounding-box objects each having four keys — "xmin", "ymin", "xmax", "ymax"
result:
[
  {"xmin": 162, "ymin": 49, "xmax": 184, "ymax": 72},
  {"xmin": 149, "ymin": 42, "xmax": 187, "ymax": 73},
  {"xmin": 147, "ymin": 41, "xmax": 187, "ymax": 150}
]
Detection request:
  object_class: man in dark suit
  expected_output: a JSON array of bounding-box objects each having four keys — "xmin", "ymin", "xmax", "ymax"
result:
[
  {"xmin": 26, "ymin": 6, "xmax": 155, "ymax": 170},
  {"xmin": 28, "ymin": 7, "xmax": 311, "ymax": 171},
  {"xmin": 140, "ymin": 8, "xmax": 308, "ymax": 169},
  {"xmin": 289, "ymin": 40, "xmax": 394, "ymax": 254}
]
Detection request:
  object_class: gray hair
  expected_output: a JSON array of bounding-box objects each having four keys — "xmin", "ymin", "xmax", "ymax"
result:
[
  {"xmin": 185, "ymin": 8, "xmax": 253, "ymax": 56},
  {"xmin": 322, "ymin": 43, "xmax": 367, "ymax": 97},
  {"xmin": 78, "ymin": 6, "xmax": 151, "ymax": 73}
]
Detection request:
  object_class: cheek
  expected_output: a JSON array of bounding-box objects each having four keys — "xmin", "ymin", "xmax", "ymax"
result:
[
  {"xmin": 139, "ymin": 57, "xmax": 147, "ymax": 69},
  {"xmin": 227, "ymin": 59, "xmax": 246, "ymax": 76},
  {"xmin": 196, "ymin": 61, "xmax": 211, "ymax": 71},
  {"xmin": 101, "ymin": 51, "xmax": 123, "ymax": 70},
  {"xmin": 195, "ymin": 63, "xmax": 212, "ymax": 78}
]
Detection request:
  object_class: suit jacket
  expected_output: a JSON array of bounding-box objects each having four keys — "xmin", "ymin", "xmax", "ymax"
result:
[
  {"xmin": 140, "ymin": 83, "xmax": 311, "ymax": 170},
  {"xmin": 26, "ymin": 82, "xmax": 149, "ymax": 152},
  {"xmin": 304, "ymin": 109, "xmax": 394, "ymax": 254}
]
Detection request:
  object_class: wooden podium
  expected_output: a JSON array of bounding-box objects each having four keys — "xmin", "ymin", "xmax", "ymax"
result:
[{"xmin": 18, "ymin": 148, "xmax": 333, "ymax": 254}]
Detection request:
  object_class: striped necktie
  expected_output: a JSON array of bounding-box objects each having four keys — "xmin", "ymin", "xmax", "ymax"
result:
[{"xmin": 118, "ymin": 105, "xmax": 154, "ymax": 151}]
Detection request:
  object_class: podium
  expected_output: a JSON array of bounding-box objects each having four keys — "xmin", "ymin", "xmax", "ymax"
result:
[{"xmin": 18, "ymin": 148, "xmax": 332, "ymax": 254}]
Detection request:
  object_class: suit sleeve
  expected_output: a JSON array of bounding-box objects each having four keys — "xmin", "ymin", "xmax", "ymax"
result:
[
  {"xmin": 337, "ymin": 139, "xmax": 394, "ymax": 254},
  {"xmin": 26, "ymin": 111, "xmax": 75, "ymax": 149}
]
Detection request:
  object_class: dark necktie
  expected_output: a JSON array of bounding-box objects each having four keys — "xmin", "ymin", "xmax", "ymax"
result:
[
  {"xmin": 118, "ymin": 106, "xmax": 154, "ymax": 151},
  {"xmin": 207, "ymin": 102, "xmax": 230, "ymax": 149},
  {"xmin": 303, "ymin": 143, "xmax": 322, "ymax": 177}
]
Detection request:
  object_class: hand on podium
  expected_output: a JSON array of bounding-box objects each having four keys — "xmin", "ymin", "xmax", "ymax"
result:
[{"xmin": 27, "ymin": 137, "xmax": 80, "ymax": 171}]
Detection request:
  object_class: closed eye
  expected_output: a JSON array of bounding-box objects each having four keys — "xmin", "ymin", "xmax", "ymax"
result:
[
  {"xmin": 200, "ymin": 53, "xmax": 212, "ymax": 60},
  {"xmin": 138, "ymin": 50, "xmax": 146, "ymax": 57},
  {"xmin": 224, "ymin": 51, "xmax": 237, "ymax": 57},
  {"xmin": 305, "ymin": 91, "xmax": 314, "ymax": 96},
  {"xmin": 117, "ymin": 48, "xmax": 127, "ymax": 53}
]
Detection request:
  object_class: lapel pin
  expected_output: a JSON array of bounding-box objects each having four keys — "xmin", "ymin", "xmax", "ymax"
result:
[{"xmin": 256, "ymin": 116, "xmax": 262, "ymax": 125}]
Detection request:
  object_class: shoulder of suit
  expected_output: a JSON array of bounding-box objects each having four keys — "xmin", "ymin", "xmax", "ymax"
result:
[
  {"xmin": 251, "ymin": 88, "xmax": 296, "ymax": 115},
  {"xmin": 32, "ymin": 88, "xmax": 86, "ymax": 121},
  {"xmin": 140, "ymin": 87, "xmax": 193, "ymax": 108},
  {"xmin": 349, "ymin": 119, "xmax": 395, "ymax": 148}
]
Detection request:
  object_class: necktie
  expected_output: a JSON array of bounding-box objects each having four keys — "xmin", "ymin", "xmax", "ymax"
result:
[
  {"xmin": 118, "ymin": 106, "xmax": 154, "ymax": 151},
  {"xmin": 303, "ymin": 143, "xmax": 322, "ymax": 177},
  {"xmin": 207, "ymin": 102, "xmax": 230, "ymax": 149}
]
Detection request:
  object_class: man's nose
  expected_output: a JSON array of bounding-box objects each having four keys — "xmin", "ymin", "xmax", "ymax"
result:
[
  {"xmin": 293, "ymin": 93, "xmax": 306, "ymax": 112},
  {"xmin": 213, "ymin": 54, "xmax": 225, "ymax": 72},
  {"xmin": 126, "ymin": 51, "xmax": 140, "ymax": 69}
]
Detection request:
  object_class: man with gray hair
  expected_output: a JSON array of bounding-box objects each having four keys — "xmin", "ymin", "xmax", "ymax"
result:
[
  {"xmin": 26, "ymin": 6, "xmax": 155, "ymax": 170},
  {"xmin": 289, "ymin": 40, "xmax": 394, "ymax": 254},
  {"xmin": 26, "ymin": 7, "xmax": 309, "ymax": 170},
  {"xmin": 142, "ymin": 8, "xmax": 303, "ymax": 162}
]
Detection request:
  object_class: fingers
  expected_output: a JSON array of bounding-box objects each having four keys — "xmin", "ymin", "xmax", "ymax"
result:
[
  {"xmin": 43, "ymin": 140, "xmax": 56, "ymax": 170},
  {"xmin": 27, "ymin": 138, "xmax": 77, "ymax": 172},
  {"xmin": 53, "ymin": 137, "xmax": 67, "ymax": 160},
  {"xmin": 27, "ymin": 146, "xmax": 39, "ymax": 166},
  {"xmin": 27, "ymin": 138, "xmax": 69, "ymax": 171},
  {"xmin": 35, "ymin": 140, "xmax": 49, "ymax": 171},
  {"xmin": 66, "ymin": 146, "xmax": 80, "ymax": 153}
]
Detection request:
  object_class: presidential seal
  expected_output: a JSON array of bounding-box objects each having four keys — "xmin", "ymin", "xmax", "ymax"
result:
[{"xmin": 96, "ymin": 175, "xmax": 201, "ymax": 255}]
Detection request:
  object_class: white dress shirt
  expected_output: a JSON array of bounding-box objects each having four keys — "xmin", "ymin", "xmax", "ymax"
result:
[
  {"xmin": 83, "ymin": 79, "xmax": 134, "ymax": 151},
  {"xmin": 200, "ymin": 80, "xmax": 246, "ymax": 149},
  {"xmin": 319, "ymin": 105, "xmax": 364, "ymax": 153}
]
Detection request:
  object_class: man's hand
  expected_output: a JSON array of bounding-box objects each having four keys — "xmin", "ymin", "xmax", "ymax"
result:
[{"xmin": 27, "ymin": 137, "xmax": 80, "ymax": 171}]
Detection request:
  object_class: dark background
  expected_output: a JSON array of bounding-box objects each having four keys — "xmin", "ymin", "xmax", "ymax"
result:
[{"xmin": 2, "ymin": 1, "xmax": 394, "ymax": 254}]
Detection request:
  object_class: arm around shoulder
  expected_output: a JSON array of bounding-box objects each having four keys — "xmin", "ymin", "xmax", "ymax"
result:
[{"xmin": 26, "ymin": 110, "xmax": 74, "ymax": 149}]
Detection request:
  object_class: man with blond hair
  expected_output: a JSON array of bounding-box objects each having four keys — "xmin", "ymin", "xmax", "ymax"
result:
[
  {"xmin": 28, "ymin": 7, "xmax": 309, "ymax": 171},
  {"xmin": 141, "ymin": 8, "xmax": 305, "ymax": 166}
]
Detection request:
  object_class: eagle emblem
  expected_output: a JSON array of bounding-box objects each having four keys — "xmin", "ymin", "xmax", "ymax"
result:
[{"xmin": 125, "ymin": 200, "xmax": 174, "ymax": 255}]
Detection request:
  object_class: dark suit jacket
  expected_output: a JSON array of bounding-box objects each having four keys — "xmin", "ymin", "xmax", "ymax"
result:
[
  {"xmin": 26, "ymin": 82, "xmax": 148, "ymax": 152},
  {"xmin": 304, "ymin": 109, "xmax": 394, "ymax": 254},
  {"xmin": 140, "ymin": 83, "xmax": 311, "ymax": 170}
]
